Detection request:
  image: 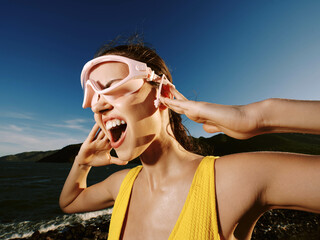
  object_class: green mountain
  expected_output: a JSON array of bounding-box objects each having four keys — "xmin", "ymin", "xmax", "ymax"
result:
[
  {"xmin": 37, "ymin": 143, "xmax": 82, "ymax": 163},
  {"xmin": 1, "ymin": 133, "xmax": 319, "ymax": 163},
  {"xmin": 196, "ymin": 133, "xmax": 320, "ymax": 156},
  {"xmin": 0, "ymin": 150, "xmax": 58, "ymax": 162}
]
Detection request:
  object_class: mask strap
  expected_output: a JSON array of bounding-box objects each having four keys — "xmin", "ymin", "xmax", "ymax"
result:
[
  {"xmin": 154, "ymin": 75, "xmax": 163, "ymax": 108},
  {"xmin": 147, "ymin": 69, "xmax": 175, "ymax": 108},
  {"xmin": 154, "ymin": 74, "xmax": 174, "ymax": 108}
]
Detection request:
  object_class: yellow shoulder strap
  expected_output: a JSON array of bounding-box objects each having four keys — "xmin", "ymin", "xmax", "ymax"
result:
[
  {"xmin": 108, "ymin": 165, "xmax": 143, "ymax": 240},
  {"xmin": 169, "ymin": 156, "xmax": 220, "ymax": 240}
]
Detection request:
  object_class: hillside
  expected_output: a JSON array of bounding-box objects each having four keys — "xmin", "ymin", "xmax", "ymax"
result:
[
  {"xmin": 37, "ymin": 143, "xmax": 82, "ymax": 163},
  {"xmin": 0, "ymin": 150, "xmax": 58, "ymax": 162},
  {"xmin": 196, "ymin": 133, "xmax": 320, "ymax": 156},
  {"xmin": 1, "ymin": 133, "xmax": 319, "ymax": 163}
]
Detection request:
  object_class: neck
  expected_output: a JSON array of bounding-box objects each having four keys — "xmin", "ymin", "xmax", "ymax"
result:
[{"xmin": 139, "ymin": 133, "xmax": 201, "ymax": 191}]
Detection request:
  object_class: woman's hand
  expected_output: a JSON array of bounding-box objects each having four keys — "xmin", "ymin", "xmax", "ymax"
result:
[
  {"xmin": 160, "ymin": 88, "xmax": 264, "ymax": 139},
  {"xmin": 162, "ymin": 88, "xmax": 320, "ymax": 139},
  {"xmin": 76, "ymin": 123, "xmax": 128, "ymax": 166}
]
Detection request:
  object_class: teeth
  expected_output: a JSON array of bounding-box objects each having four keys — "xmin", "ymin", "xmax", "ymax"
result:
[{"xmin": 106, "ymin": 119, "xmax": 126, "ymax": 130}]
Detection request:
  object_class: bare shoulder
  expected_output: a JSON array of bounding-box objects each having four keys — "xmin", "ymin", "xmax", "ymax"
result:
[
  {"xmin": 214, "ymin": 152, "xmax": 273, "ymax": 239},
  {"xmin": 215, "ymin": 152, "xmax": 270, "ymax": 181},
  {"xmin": 214, "ymin": 151, "xmax": 315, "ymax": 200},
  {"xmin": 214, "ymin": 152, "xmax": 320, "ymax": 239},
  {"xmin": 103, "ymin": 167, "xmax": 133, "ymax": 200},
  {"xmin": 215, "ymin": 151, "xmax": 319, "ymax": 182},
  {"xmin": 215, "ymin": 152, "xmax": 271, "ymax": 201}
]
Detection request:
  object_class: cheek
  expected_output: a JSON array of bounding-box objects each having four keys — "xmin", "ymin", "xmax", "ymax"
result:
[
  {"xmin": 113, "ymin": 85, "xmax": 157, "ymax": 120},
  {"xmin": 130, "ymin": 103, "xmax": 162, "ymax": 147},
  {"xmin": 116, "ymin": 88, "xmax": 161, "ymax": 157},
  {"xmin": 116, "ymin": 113, "xmax": 161, "ymax": 162}
]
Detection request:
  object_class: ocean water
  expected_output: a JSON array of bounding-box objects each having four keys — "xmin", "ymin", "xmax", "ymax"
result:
[
  {"xmin": 0, "ymin": 161, "xmax": 133, "ymax": 240},
  {"xmin": 1, "ymin": 161, "xmax": 319, "ymax": 239}
]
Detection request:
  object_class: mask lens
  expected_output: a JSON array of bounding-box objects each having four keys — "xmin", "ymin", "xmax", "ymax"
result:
[
  {"xmin": 87, "ymin": 79, "xmax": 145, "ymax": 107},
  {"xmin": 103, "ymin": 78, "xmax": 144, "ymax": 97},
  {"xmin": 82, "ymin": 60, "xmax": 147, "ymax": 108},
  {"xmin": 94, "ymin": 61, "xmax": 130, "ymax": 91}
]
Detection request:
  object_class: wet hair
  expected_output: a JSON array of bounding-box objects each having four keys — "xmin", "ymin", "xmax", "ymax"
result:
[{"xmin": 94, "ymin": 40, "xmax": 200, "ymax": 153}]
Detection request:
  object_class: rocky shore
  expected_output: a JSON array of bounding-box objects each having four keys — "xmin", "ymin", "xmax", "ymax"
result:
[
  {"xmin": 10, "ymin": 219, "xmax": 110, "ymax": 240},
  {"xmin": 253, "ymin": 209, "xmax": 320, "ymax": 240},
  {"xmin": 9, "ymin": 209, "xmax": 320, "ymax": 240}
]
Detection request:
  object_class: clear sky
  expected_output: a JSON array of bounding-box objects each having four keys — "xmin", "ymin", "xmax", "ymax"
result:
[{"xmin": 0, "ymin": 0, "xmax": 319, "ymax": 156}]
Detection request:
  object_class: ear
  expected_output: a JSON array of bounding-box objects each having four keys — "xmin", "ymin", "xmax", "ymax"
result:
[{"xmin": 158, "ymin": 84, "xmax": 173, "ymax": 110}]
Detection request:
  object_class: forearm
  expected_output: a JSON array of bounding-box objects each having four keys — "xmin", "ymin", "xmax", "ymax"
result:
[
  {"xmin": 59, "ymin": 156, "xmax": 92, "ymax": 211},
  {"xmin": 259, "ymin": 98, "xmax": 320, "ymax": 134}
]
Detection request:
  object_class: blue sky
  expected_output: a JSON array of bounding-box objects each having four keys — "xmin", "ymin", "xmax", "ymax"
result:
[{"xmin": 0, "ymin": 0, "xmax": 319, "ymax": 156}]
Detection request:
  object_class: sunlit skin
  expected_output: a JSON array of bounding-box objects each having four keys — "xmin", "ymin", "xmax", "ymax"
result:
[
  {"xmin": 89, "ymin": 62, "xmax": 163, "ymax": 161},
  {"xmin": 60, "ymin": 61, "xmax": 320, "ymax": 240}
]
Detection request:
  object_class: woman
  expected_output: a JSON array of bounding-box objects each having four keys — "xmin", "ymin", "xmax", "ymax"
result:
[{"xmin": 60, "ymin": 43, "xmax": 320, "ymax": 240}]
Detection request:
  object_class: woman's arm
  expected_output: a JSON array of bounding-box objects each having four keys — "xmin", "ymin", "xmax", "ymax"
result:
[
  {"xmin": 257, "ymin": 99, "xmax": 320, "ymax": 211},
  {"xmin": 215, "ymin": 152, "xmax": 320, "ymax": 239},
  {"xmin": 259, "ymin": 152, "xmax": 320, "ymax": 213},
  {"xmin": 59, "ymin": 124, "xmax": 128, "ymax": 213},
  {"xmin": 59, "ymin": 160, "xmax": 129, "ymax": 213},
  {"xmin": 161, "ymin": 89, "xmax": 320, "ymax": 138},
  {"xmin": 257, "ymin": 98, "xmax": 320, "ymax": 135},
  {"xmin": 162, "ymin": 89, "xmax": 320, "ymax": 213}
]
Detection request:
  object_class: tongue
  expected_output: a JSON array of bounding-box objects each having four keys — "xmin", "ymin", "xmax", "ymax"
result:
[{"xmin": 111, "ymin": 124, "xmax": 127, "ymax": 142}]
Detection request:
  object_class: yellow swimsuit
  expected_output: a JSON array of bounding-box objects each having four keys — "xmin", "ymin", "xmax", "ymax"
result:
[{"xmin": 108, "ymin": 156, "xmax": 220, "ymax": 240}]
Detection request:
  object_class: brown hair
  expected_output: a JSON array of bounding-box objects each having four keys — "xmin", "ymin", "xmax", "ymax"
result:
[{"xmin": 94, "ymin": 41, "xmax": 199, "ymax": 153}]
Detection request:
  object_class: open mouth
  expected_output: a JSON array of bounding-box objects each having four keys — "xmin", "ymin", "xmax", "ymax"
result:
[{"xmin": 106, "ymin": 119, "xmax": 127, "ymax": 147}]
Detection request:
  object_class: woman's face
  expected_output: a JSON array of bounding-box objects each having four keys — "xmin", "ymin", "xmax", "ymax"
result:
[{"xmin": 89, "ymin": 61, "xmax": 163, "ymax": 161}]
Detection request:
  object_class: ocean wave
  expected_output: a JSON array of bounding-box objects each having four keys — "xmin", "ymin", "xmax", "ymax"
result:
[
  {"xmin": 0, "ymin": 208, "xmax": 113, "ymax": 240},
  {"xmin": 76, "ymin": 208, "xmax": 113, "ymax": 222},
  {"xmin": 4, "ymin": 231, "xmax": 34, "ymax": 240}
]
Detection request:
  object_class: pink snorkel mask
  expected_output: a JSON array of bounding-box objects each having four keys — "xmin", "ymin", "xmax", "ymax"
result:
[{"xmin": 80, "ymin": 55, "xmax": 175, "ymax": 109}]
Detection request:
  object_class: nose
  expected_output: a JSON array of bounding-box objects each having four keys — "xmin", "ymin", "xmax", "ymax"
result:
[{"xmin": 91, "ymin": 93, "xmax": 114, "ymax": 113}]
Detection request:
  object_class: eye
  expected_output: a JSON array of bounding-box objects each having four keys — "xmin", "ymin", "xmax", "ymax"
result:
[
  {"xmin": 95, "ymin": 78, "xmax": 122, "ymax": 90},
  {"xmin": 105, "ymin": 79, "xmax": 122, "ymax": 88}
]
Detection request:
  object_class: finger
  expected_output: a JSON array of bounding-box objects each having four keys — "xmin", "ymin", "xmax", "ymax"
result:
[
  {"xmin": 102, "ymin": 132, "xmax": 110, "ymax": 141},
  {"xmin": 110, "ymin": 156, "xmax": 129, "ymax": 166},
  {"xmin": 90, "ymin": 153, "xmax": 112, "ymax": 167},
  {"xmin": 160, "ymin": 97, "xmax": 191, "ymax": 111},
  {"xmin": 88, "ymin": 124, "xmax": 101, "ymax": 140},
  {"xmin": 171, "ymin": 88, "xmax": 188, "ymax": 101},
  {"xmin": 164, "ymin": 98, "xmax": 201, "ymax": 119},
  {"xmin": 160, "ymin": 97, "xmax": 187, "ymax": 114},
  {"xmin": 203, "ymin": 124, "xmax": 221, "ymax": 133},
  {"xmin": 96, "ymin": 129, "xmax": 105, "ymax": 140},
  {"xmin": 203, "ymin": 124, "xmax": 249, "ymax": 139}
]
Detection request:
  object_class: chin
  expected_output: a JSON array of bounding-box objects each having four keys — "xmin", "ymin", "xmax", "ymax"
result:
[
  {"xmin": 114, "ymin": 128, "xmax": 157, "ymax": 162},
  {"xmin": 115, "ymin": 137, "xmax": 154, "ymax": 162},
  {"xmin": 114, "ymin": 148, "xmax": 140, "ymax": 162}
]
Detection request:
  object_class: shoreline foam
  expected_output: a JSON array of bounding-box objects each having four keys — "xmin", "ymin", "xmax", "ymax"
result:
[
  {"xmin": 2, "ymin": 209, "xmax": 112, "ymax": 240},
  {"xmin": 5, "ymin": 209, "xmax": 320, "ymax": 240}
]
